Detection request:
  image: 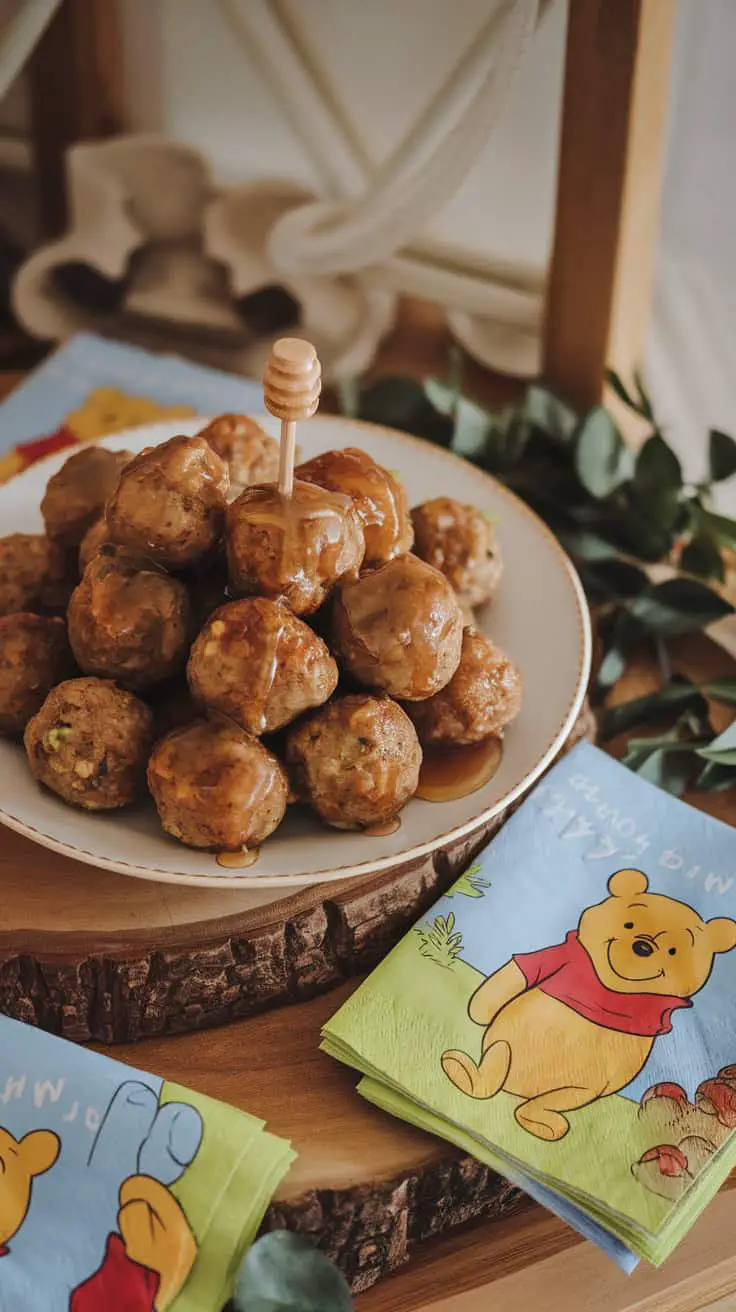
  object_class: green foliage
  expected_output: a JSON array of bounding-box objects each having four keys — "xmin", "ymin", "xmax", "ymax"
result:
[
  {"xmin": 445, "ymin": 863, "xmax": 491, "ymax": 899},
  {"xmin": 574, "ymin": 407, "xmax": 634, "ymax": 498},
  {"xmin": 415, "ymin": 912, "xmax": 464, "ymax": 969},
  {"xmin": 233, "ymin": 1231, "xmax": 353, "ymax": 1312},
  {"xmin": 343, "ymin": 364, "xmax": 736, "ymax": 796},
  {"xmin": 709, "ymin": 429, "xmax": 736, "ymax": 482}
]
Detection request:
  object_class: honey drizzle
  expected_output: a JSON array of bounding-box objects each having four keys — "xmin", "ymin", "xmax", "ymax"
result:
[
  {"xmin": 362, "ymin": 816, "xmax": 401, "ymax": 837},
  {"xmin": 216, "ymin": 847, "xmax": 260, "ymax": 869},
  {"xmin": 416, "ymin": 738, "xmax": 502, "ymax": 802}
]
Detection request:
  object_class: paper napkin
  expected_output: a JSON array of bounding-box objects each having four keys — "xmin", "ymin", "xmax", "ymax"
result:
[
  {"xmin": 0, "ymin": 1014, "xmax": 294, "ymax": 1311},
  {"xmin": 323, "ymin": 742, "xmax": 736, "ymax": 1269}
]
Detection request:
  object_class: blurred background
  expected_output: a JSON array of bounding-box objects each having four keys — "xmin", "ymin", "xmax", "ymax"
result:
[{"xmin": 0, "ymin": 0, "xmax": 734, "ymax": 498}]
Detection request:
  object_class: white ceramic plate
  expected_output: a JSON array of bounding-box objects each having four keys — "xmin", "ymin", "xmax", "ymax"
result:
[{"xmin": 0, "ymin": 415, "xmax": 591, "ymax": 889}]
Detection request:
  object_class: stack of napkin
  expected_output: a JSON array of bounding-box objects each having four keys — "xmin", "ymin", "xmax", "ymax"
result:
[
  {"xmin": 323, "ymin": 742, "xmax": 736, "ymax": 1270},
  {"xmin": 0, "ymin": 1015, "xmax": 294, "ymax": 1310}
]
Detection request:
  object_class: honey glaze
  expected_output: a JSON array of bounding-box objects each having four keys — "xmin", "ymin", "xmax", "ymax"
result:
[
  {"xmin": 229, "ymin": 481, "xmax": 360, "ymax": 606},
  {"xmin": 362, "ymin": 816, "xmax": 401, "ymax": 837},
  {"xmin": 216, "ymin": 847, "xmax": 260, "ymax": 869},
  {"xmin": 416, "ymin": 737, "xmax": 502, "ymax": 802}
]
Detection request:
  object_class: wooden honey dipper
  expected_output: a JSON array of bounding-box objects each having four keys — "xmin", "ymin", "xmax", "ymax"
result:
[{"xmin": 263, "ymin": 338, "xmax": 322, "ymax": 498}]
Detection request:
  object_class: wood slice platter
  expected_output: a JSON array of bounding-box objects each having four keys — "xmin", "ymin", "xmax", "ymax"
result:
[
  {"xmin": 114, "ymin": 977, "xmax": 535, "ymax": 1297},
  {"xmin": 112, "ymin": 971, "xmax": 736, "ymax": 1303},
  {"xmin": 0, "ymin": 705, "xmax": 594, "ymax": 1043}
]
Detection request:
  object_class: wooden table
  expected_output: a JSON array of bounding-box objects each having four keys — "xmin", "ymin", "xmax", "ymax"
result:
[{"xmin": 2, "ymin": 337, "xmax": 736, "ymax": 1310}]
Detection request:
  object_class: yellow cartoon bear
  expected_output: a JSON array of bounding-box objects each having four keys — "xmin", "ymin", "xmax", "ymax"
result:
[
  {"xmin": 0, "ymin": 1122, "xmax": 194, "ymax": 1310},
  {"xmin": 442, "ymin": 869, "xmax": 736, "ymax": 1141},
  {"xmin": 0, "ymin": 1127, "xmax": 60, "ymax": 1254}
]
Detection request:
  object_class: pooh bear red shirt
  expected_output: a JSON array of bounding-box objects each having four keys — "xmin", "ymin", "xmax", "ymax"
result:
[{"xmin": 513, "ymin": 930, "xmax": 692, "ymax": 1036}]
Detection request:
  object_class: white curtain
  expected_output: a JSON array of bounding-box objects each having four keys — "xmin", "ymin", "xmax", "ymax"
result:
[{"xmin": 647, "ymin": 0, "xmax": 736, "ymax": 510}]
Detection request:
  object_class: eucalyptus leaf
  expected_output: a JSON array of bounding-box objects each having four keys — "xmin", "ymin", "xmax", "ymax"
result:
[
  {"xmin": 605, "ymin": 369, "xmax": 639, "ymax": 412},
  {"xmin": 596, "ymin": 646, "xmax": 627, "ymax": 690},
  {"xmin": 633, "ymin": 369, "xmax": 655, "ymax": 422},
  {"xmin": 424, "ymin": 377, "xmax": 457, "ymax": 414},
  {"xmin": 709, "ymin": 428, "xmax": 736, "ymax": 482},
  {"xmin": 680, "ymin": 534, "xmax": 725, "ymax": 581},
  {"xmin": 577, "ymin": 558, "xmax": 650, "ymax": 602},
  {"xmin": 555, "ymin": 529, "xmax": 621, "ymax": 561},
  {"xmin": 233, "ymin": 1232, "xmax": 353, "ymax": 1312},
  {"xmin": 605, "ymin": 367, "xmax": 654, "ymax": 421},
  {"xmin": 702, "ymin": 679, "xmax": 736, "ymax": 704},
  {"xmin": 591, "ymin": 559, "xmax": 651, "ymax": 597},
  {"xmin": 696, "ymin": 720, "xmax": 736, "ymax": 765},
  {"xmin": 698, "ymin": 746, "xmax": 736, "ymax": 766},
  {"xmin": 697, "ymin": 759, "xmax": 736, "ymax": 791},
  {"xmin": 523, "ymin": 385, "xmax": 578, "ymax": 441},
  {"xmin": 600, "ymin": 683, "xmax": 704, "ymax": 741},
  {"xmin": 336, "ymin": 377, "xmax": 360, "ymax": 419},
  {"xmin": 628, "ymin": 745, "xmax": 697, "ymax": 795},
  {"xmin": 635, "ymin": 434, "xmax": 682, "ymax": 493},
  {"xmin": 450, "ymin": 396, "xmax": 495, "ymax": 459},
  {"xmin": 691, "ymin": 505, "xmax": 736, "ymax": 550},
  {"xmin": 610, "ymin": 492, "xmax": 678, "ymax": 560},
  {"xmin": 359, "ymin": 378, "xmax": 452, "ymax": 446},
  {"xmin": 629, "ymin": 578, "xmax": 734, "ymax": 635},
  {"xmin": 574, "ymin": 407, "xmax": 634, "ymax": 499}
]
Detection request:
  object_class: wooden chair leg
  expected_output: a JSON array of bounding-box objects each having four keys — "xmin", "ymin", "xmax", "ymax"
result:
[
  {"xmin": 27, "ymin": 0, "xmax": 124, "ymax": 239},
  {"xmin": 542, "ymin": 0, "xmax": 675, "ymax": 416}
]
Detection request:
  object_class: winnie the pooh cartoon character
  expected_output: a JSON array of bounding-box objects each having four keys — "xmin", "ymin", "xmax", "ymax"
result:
[
  {"xmin": 0, "ymin": 1127, "xmax": 60, "ymax": 1254},
  {"xmin": 0, "ymin": 1082, "xmax": 200, "ymax": 1311},
  {"xmin": 441, "ymin": 869, "xmax": 736, "ymax": 1142}
]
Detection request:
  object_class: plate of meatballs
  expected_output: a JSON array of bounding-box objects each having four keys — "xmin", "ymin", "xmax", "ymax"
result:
[{"xmin": 0, "ymin": 411, "xmax": 590, "ymax": 889}]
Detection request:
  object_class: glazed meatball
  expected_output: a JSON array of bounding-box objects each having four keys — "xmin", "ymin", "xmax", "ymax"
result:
[
  {"xmin": 78, "ymin": 516, "xmax": 110, "ymax": 573},
  {"xmin": 408, "ymin": 628, "xmax": 522, "ymax": 746},
  {"xmin": 411, "ymin": 497, "xmax": 502, "ymax": 609},
  {"xmin": 147, "ymin": 719, "xmax": 288, "ymax": 850},
  {"xmin": 296, "ymin": 448, "xmax": 412, "ymax": 567},
  {"xmin": 106, "ymin": 434, "xmax": 229, "ymax": 568},
  {"xmin": 197, "ymin": 414, "xmax": 280, "ymax": 493},
  {"xmin": 188, "ymin": 597, "xmax": 338, "ymax": 734},
  {"xmin": 332, "ymin": 553, "xmax": 463, "ymax": 701},
  {"xmin": 41, "ymin": 447, "xmax": 133, "ymax": 549},
  {"xmin": 0, "ymin": 533, "xmax": 75, "ymax": 617},
  {"xmin": 287, "ymin": 694, "xmax": 421, "ymax": 830},
  {"xmin": 68, "ymin": 547, "xmax": 190, "ymax": 690},
  {"xmin": 226, "ymin": 480, "xmax": 365, "ymax": 616},
  {"xmin": 24, "ymin": 677, "xmax": 152, "ymax": 810},
  {"xmin": 0, "ymin": 614, "xmax": 71, "ymax": 737}
]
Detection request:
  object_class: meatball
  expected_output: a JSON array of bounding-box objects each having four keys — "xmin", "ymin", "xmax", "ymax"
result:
[
  {"xmin": 147, "ymin": 720, "xmax": 288, "ymax": 850},
  {"xmin": 411, "ymin": 497, "xmax": 502, "ymax": 609},
  {"xmin": 188, "ymin": 597, "xmax": 338, "ymax": 734},
  {"xmin": 106, "ymin": 433, "xmax": 229, "ymax": 568},
  {"xmin": 0, "ymin": 614, "xmax": 71, "ymax": 737},
  {"xmin": 287, "ymin": 694, "xmax": 421, "ymax": 830},
  {"xmin": 41, "ymin": 447, "xmax": 133, "ymax": 549},
  {"xmin": 78, "ymin": 516, "xmax": 110, "ymax": 573},
  {"xmin": 24, "ymin": 677, "xmax": 152, "ymax": 810},
  {"xmin": 296, "ymin": 448, "xmax": 412, "ymax": 567},
  {"xmin": 407, "ymin": 628, "xmax": 522, "ymax": 746},
  {"xmin": 197, "ymin": 414, "xmax": 280, "ymax": 492},
  {"xmin": 226, "ymin": 479, "xmax": 365, "ymax": 616},
  {"xmin": 0, "ymin": 533, "xmax": 74, "ymax": 617},
  {"xmin": 332, "ymin": 554, "xmax": 463, "ymax": 700},
  {"xmin": 68, "ymin": 547, "xmax": 190, "ymax": 690}
]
